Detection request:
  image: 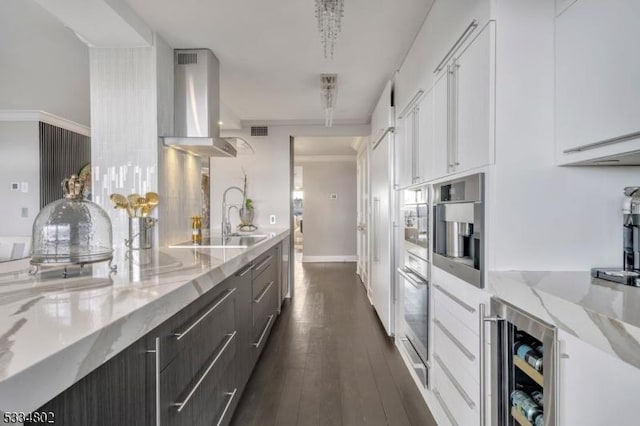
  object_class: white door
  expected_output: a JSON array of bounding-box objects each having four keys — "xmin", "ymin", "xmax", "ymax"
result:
[
  {"xmin": 455, "ymin": 23, "xmax": 493, "ymax": 173},
  {"xmin": 370, "ymin": 134, "xmax": 393, "ymax": 336},
  {"xmin": 357, "ymin": 148, "xmax": 369, "ymax": 287}
]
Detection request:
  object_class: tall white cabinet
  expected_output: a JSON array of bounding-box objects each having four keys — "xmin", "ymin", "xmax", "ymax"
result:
[{"xmin": 369, "ymin": 81, "xmax": 395, "ymax": 336}]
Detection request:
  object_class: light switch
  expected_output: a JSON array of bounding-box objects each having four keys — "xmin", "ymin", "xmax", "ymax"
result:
[
  {"xmin": 21, "ymin": 182, "xmax": 28, "ymax": 193},
  {"xmin": 330, "ymin": 193, "xmax": 338, "ymax": 200},
  {"xmin": 21, "ymin": 207, "xmax": 28, "ymax": 218},
  {"xmin": 270, "ymin": 215, "xmax": 276, "ymax": 225}
]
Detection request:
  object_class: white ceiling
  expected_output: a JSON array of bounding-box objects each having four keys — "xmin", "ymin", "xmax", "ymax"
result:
[
  {"xmin": 124, "ymin": 0, "xmax": 433, "ymax": 124},
  {"xmin": 294, "ymin": 136, "xmax": 359, "ymax": 156}
]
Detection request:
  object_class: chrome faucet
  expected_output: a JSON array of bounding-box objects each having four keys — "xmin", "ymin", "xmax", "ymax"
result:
[{"xmin": 222, "ymin": 186, "xmax": 245, "ymax": 237}]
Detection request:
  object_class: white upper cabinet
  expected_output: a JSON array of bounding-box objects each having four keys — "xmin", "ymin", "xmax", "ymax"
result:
[
  {"xmin": 371, "ymin": 80, "xmax": 394, "ymax": 146},
  {"xmin": 417, "ymin": 89, "xmax": 435, "ymax": 182},
  {"xmin": 433, "ymin": 73, "xmax": 450, "ymax": 180},
  {"xmin": 395, "ymin": 103, "xmax": 415, "ymax": 189},
  {"xmin": 556, "ymin": 0, "xmax": 640, "ymax": 164},
  {"xmin": 434, "ymin": 22, "xmax": 495, "ymax": 177},
  {"xmin": 454, "ymin": 23, "xmax": 493, "ymax": 173}
]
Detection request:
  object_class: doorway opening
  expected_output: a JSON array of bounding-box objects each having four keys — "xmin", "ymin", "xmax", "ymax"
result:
[{"xmin": 291, "ymin": 136, "xmax": 363, "ymax": 266}]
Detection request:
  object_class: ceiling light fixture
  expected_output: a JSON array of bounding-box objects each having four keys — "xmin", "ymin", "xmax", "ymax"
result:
[
  {"xmin": 315, "ymin": 0, "xmax": 345, "ymax": 59},
  {"xmin": 320, "ymin": 74, "xmax": 338, "ymax": 127}
]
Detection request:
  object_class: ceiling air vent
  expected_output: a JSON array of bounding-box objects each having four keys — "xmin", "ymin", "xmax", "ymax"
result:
[
  {"xmin": 177, "ymin": 53, "xmax": 198, "ymax": 65},
  {"xmin": 251, "ymin": 126, "xmax": 269, "ymax": 137}
]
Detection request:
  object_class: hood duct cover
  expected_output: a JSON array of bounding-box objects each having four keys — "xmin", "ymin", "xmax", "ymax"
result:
[{"xmin": 162, "ymin": 49, "xmax": 237, "ymax": 157}]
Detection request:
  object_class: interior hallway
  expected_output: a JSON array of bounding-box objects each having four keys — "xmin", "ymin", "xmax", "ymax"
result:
[{"xmin": 230, "ymin": 262, "xmax": 437, "ymax": 426}]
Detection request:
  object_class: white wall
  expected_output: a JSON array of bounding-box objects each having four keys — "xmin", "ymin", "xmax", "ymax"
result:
[
  {"xmin": 212, "ymin": 124, "xmax": 368, "ymax": 233},
  {"xmin": 0, "ymin": 0, "xmax": 90, "ymax": 126},
  {"xmin": 298, "ymin": 161, "xmax": 357, "ymax": 261},
  {"xmin": 0, "ymin": 122, "xmax": 40, "ymax": 236}
]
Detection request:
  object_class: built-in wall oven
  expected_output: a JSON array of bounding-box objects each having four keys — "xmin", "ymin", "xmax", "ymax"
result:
[
  {"xmin": 398, "ymin": 184, "xmax": 430, "ymax": 388},
  {"xmin": 433, "ymin": 173, "xmax": 485, "ymax": 288}
]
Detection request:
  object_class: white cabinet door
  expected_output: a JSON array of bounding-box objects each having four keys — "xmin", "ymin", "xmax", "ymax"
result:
[
  {"xmin": 417, "ymin": 89, "xmax": 435, "ymax": 182},
  {"xmin": 395, "ymin": 112, "xmax": 413, "ymax": 189},
  {"xmin": 433, "ymin": 72, "xmax": 450, "ymax": 179},
  {"xmin": 370, "ymin": 135, "xmax": 393, "ymax": 336},
  {"xmin": 556, "ymin": 0, "xmax": 640, "ymax": 159},
  {"xmin": 454, "ymin": 23, "xmax": 493, "ymax": 173},
  {"xmin": 559, "ymin": 330, "xmax": 640, "ymax": 425}
]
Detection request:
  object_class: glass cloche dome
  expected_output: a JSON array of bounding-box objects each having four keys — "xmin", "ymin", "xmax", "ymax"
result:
[{"xmin": 31, "ymin": 175, "xmax": 114, "ymax": 267}]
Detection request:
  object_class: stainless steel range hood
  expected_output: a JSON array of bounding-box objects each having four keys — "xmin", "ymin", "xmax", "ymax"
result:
[{"xmin": 162, "ymin": 49, "xmax": 237, "ymax": 157}]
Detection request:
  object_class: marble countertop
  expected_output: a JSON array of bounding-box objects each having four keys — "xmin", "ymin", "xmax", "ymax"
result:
[
  {"xmin": 0, "ymin": 228, "xmax": 289, "ymax": 413},
  {"xmin": 488, "ymin": 271, "xmax": 640, "ymax": 369}
]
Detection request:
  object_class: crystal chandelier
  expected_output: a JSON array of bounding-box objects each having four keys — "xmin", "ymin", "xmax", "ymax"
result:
[
  {"xmin": 321, "ymin": 74, "xmax": 338, "ymax": 127},
  {"xmin": 315, "ymin": 0, "xmax": 345, "ymax": 59}
]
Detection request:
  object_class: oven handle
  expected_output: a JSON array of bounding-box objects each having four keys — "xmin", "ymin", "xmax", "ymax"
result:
[{"xmin": 397, "ymin": 267, "xmax": 427, "ymax": 288}]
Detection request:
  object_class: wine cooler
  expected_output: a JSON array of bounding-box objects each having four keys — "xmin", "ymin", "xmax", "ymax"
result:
[{"xmin": 486, "ymin": 298, "xmax": 558, "ymax": 426}]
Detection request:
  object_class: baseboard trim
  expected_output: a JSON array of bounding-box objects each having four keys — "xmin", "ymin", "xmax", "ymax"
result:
[{"xmin": 301, "ymin": 255, "xmax": 358, "ymax": 263}]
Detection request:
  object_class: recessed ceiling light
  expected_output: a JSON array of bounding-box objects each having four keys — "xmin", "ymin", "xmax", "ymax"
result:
[{"xmin": 218, "ymin": 121, "xmax": 224, "ymax": 126}]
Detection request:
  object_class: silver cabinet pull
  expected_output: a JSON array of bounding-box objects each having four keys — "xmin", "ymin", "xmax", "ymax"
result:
[
  {"xmin": 237, "ymin": 264, "xmax": 253, "ymax": 277},
  {"xmin": 433, "ymin": 388, "xmax": 459, "ymax": 426},
  {"xmin": 479, "ymin": 303, "xmax": 488, "ymax": 426},
  {"xmin": 397, "ymin": 267, "xmax": 427, "ymax": 289},
  {"xmin": 253, "ymin": 314, "xmax": 275, "ymax": 348},
  {"xmin": 451, "ymin": 58, "xmax": 460, "ymax": 169},
  {"xmin": 434, "ymin": 354, "xmax": 476, "ymax": 409},
  {"xmin": 399, "ymin": 89, "xmax": 425, "ymax": 119},
  {"xmin": 434, "ymin": 318, "xmax": 475, "ymax": 361},
  {"xmin": 173, "ymin": 331, "xmax": 237, "ymax": 412},
  {"xmin": 254, "ymin": 255, "xmax": 273, "ymax": 273},
  {"xmin": 254, "ymin": 281, "xmax": 274, "ymax": 304},
  {"xmin": 373, "ymin": 198, "xmax": 380, "ymax": 263},
  {"xmin": 216, "ymin": 388, "xmax": 238, "ymax": 426},
  {"xmin": 433, "ymin": 283, "xmax": 475, "ymax": 313},
  {"xmin": 434, "ymin": 19, "xmax": 479, "ymax": 74},
  {"xmin": 146, "ymin": 338, "xmax": 161, "ymax": 426},
  {"xmin": 563, "ymin": 130, "xmax": 640, "ymax": 154},
  {"xmin": 446, "ymin": 64, "xmax": 454, "ymax": 172},
  {"xmin": 174, "ymin": 288, "xmax": 236, "ymax": 340}
]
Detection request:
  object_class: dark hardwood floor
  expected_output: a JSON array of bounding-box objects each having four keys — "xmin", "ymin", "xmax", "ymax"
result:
[{"xmin": 230, "ymin": 261, "xmax": 437, "ymax": 426}]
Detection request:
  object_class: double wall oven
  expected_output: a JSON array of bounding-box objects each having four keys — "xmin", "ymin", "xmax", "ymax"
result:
[{"xmin": 398, "ymin": 185, "xmax": 430, "ymax": 387}]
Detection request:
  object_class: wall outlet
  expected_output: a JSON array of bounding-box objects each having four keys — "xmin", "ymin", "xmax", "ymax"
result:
[
  {"xmin": 330, "ymin": 193, "xmax": 338, "ymax": 200},
  {"xmin": 10, "ymin": 183, "xmax": 19, "ymax": 191},
  {"xmin": 21, "ymin": 207, "xmax": 28, "ymax": 218},
  {"xmin": 269, "ymin": 215, "xmax": 276, "ymax": 225}
]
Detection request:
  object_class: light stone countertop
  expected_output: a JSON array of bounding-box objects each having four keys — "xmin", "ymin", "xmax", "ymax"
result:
[
  {"xmin": 488, "ymin": 271, "xmax": 640, "ymax": 370},
  {"xmin": 0, "ymin": 228, "xmax": 289, "ymax": 413}
]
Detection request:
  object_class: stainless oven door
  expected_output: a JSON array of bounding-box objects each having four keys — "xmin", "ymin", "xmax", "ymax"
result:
[
  {"xmin": 402, "ymin": 202, "xmax": 429, "ymax": 260},
  {"xmin": 398, "ymin": 267, "xmax": 429, "ymax": 363}
]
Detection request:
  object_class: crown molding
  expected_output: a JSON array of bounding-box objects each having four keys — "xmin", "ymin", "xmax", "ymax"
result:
[
  {"xmin": 0, "ymin": 110, "xmax": 91, "ymax": 136},
  {"xmin": 294, "ymin": 155, "xmax": 357, "ymax": 163}
]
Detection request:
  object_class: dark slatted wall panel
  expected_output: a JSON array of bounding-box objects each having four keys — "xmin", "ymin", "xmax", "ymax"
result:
[{"xmin": 39, "ymin": 122, "xmax": 91, "ymax": 208}]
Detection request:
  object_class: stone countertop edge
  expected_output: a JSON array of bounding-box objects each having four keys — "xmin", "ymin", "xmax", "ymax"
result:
[
  {"xmin": 488, "ymin": 270, "xmax": 640, "ymax": 371},
  {"xmin": 0, "ymin": 228, "xmax": 290, "ymax": 413}
]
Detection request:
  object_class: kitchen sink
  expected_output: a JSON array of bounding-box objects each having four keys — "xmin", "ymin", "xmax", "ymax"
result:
[{"xmin": 169, "ymin": 234, "xmax": 268, "ymax": 249}]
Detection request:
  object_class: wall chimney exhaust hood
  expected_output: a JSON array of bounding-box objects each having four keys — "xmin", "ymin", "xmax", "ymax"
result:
[{"xmin": 162, "ymin": 49, "xmax": 237, "ymax": 157}]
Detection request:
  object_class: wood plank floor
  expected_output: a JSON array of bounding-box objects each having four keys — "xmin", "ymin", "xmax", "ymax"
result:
[{"xmin": 230, "ymin": 262, "xmax": 437, "ymax": 426}]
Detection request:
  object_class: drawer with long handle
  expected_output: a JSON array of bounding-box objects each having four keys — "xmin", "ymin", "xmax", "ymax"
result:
[
  {"xmin": 252, "ymin": 278, "xmax": 276, "ymax": 329},
  {"xmin": 433, "ymin": 324, "xmax": 480, "ymax": 405},
  {"xmin": 158, "ymin": 284, "xmax": 236, "ymax": 370},
  {"xmin": 161, "ymin": 331, "xmax": 237, "ymax": 426},
  {"xmin": 252, "ymin": 250, "xmax": 275, "ymax": 280},
  {"xmin": 433, "ymin": 354, "xmax": 479, "ymax": 426},
  {"xmin": 433, "ymin": 312, "xmax": 479, "ymax": 382},
  {"xmin": 433, "ymin": 282, "xmax": 480, "ymax": 336}
]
